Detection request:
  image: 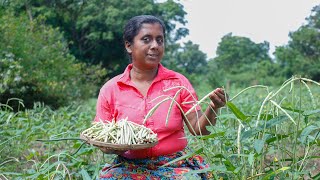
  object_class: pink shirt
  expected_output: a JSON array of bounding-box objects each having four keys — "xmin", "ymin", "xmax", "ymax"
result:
[{"xmin": 94, "ymin": 64, "xmax": 200, "ymax": 159}]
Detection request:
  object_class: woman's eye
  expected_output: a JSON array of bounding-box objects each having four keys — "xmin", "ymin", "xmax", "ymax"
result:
[
  {"xmin": 157, "ymin": 38, "xmax": 164, "ymax": 44},
  {"xmin": 142, "ymin": 37, "xmax": 150, "ymax": 43}
]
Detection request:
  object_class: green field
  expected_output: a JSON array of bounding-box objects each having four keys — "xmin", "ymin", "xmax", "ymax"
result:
[{"xmin": 1, "ymin": 77, "xmax": 320, "ymax": 179}]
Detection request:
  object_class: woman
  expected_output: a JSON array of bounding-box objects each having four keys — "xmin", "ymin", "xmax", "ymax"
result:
[{"xmin": 94, "ymin": 15, "xmax": 227, "ymax": 179}]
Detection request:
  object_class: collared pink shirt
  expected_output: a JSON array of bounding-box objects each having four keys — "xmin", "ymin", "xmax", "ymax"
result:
[{"xmin": 94, "ymin": 63, "xmax": 200, "ymax": 159}]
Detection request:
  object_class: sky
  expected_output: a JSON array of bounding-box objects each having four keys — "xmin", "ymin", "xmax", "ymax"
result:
[{"xmin": 177, "ymin": 0, "xmax": 320, "ymax": 59}]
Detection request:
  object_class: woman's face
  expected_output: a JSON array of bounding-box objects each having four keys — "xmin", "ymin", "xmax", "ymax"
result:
[{"xmin": 125, "ymin": 23, "xmax": 165, "ymax": 70}]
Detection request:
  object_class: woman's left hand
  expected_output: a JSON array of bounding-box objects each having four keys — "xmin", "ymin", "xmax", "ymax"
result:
[{"xmin": 208, "ymin": 88, "xmax": 227, "ymax": 110}]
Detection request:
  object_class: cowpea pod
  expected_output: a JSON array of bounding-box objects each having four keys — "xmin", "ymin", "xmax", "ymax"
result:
[{"xmin": 81, "ymin": 117, "xmax": 158, "ymax": 145}]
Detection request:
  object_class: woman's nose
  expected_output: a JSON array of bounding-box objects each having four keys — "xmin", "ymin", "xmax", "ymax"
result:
[{"xmin": 150, "ymin": 40, "xmax": 159, "ymax": 49}]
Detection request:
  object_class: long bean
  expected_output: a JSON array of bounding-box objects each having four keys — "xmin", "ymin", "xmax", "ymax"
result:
[{"xmin": 82, "ymin": 118, "xmax": 157, "ymax": 145}]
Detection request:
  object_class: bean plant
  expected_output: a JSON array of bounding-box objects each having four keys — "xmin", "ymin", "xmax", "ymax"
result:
[
  {"xmin": 1, "ymin": 76, "xmax": 319, "ymax": 179},
  {"xmin": 182, "ymin": 76, "xmax": 320, "ymax": 179}
]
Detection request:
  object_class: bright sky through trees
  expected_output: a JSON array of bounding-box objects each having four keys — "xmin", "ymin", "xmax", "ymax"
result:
[{"xmin": 179, "ymin": 0, "xmax": 320, "ymax": 59}]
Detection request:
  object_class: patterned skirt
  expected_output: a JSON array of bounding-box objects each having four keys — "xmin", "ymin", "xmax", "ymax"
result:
[{"xmin": 99, "ymin": 149, "xmax": 212, "ymax": 180}]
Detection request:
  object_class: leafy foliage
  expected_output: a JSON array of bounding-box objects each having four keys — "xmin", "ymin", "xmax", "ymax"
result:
[
  {"xmin": 163, "ymin": 41, "xmax": 207, "ymax": 86},
  {"xmin": 187, "ymin": 77, "xmax": 320, "ymax": 179},
  {"xmin": 0, "ymin": 100, "xmax": 113, "ymax": 179},
  {"xmin": 0, "ymin": 13, "xmax": 106, "ymax": 109},
  {"xmin": 1, "ymin": 1, "xmax": 320, "ymax": 106},
  {"xmin": 207, "ymin": 33, "xmax": 278, "ymax": 88},
  {"xmin": 1, "ymin": 1, "xmax": 320, "ymax": 179},
  {"xmin": 275, "ymin": 5, "xmax": 320, "ymax": 81},
  {"xmin": 1, "ymin": 78, "xmax": 319, "ymax": 179},
  {"xmin": 215, "ymin": 33, "xmax": 270, "ymax": 68},
  {"xmin": 7, "ymin": 0, "xmax": 189, "ymax": 77}
]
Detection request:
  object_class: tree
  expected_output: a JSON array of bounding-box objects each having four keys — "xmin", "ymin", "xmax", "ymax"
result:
[
  {"xmin": 215, "ymin": 33, "xmax": 270, "ymax": 71},
  {"xmin": 6, "ymin": 0, "xmax": 189, "ymax": 77},
  {"xmin": 162, "ymin": 41, "xmax": 207, "ymax": 85},
  {"xmin": 0, "ymin": 12, "xmax": 106, "ymax": 109},
  {"xmin": 275, "ymin": 5, "xmax": 320, "ymax": 81},
  {"xmin": 163, "ymin": 41, "xmax": 207, "ymax": 73},
  {"xmin": 208, "ymin": 33, "xmax": 274, "ymax": 87}
]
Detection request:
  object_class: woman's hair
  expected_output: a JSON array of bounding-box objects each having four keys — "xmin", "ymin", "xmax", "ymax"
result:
[{"xmin": 123, "ymin": 15, "xmax": 166, "ymax": 44}]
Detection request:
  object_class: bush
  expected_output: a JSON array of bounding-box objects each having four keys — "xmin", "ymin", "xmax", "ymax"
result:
[{"xmin": 0, "ymin": 13, "xmax": 107, "ymax": 109}]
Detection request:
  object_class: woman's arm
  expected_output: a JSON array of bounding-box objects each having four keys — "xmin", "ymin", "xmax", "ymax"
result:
[{"xmin": 184, "ymin": 88, "xmax": 227, "ymax": 136}]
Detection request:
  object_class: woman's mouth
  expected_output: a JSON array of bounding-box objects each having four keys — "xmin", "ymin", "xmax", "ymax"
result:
[{"xmin": 147, "ymin": 54, "xmax": 158, "ymax": 58}]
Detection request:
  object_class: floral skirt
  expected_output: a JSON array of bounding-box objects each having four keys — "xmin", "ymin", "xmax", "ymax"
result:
[{"xmin": 99, "ymin": 149, "xmax": 212, "ymax": 180}]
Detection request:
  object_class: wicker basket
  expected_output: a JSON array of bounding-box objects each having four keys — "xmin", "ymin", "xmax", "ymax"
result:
[{"xmin": 80, "ymin": 133, "xmax": 158, "ymax": 151}]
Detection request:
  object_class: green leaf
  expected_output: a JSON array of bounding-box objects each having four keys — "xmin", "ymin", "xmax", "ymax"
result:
[
  {"xmin": 303, "ymin": 109, "xmax": 320, "ymax": 116},
  {"xmin": 183, "ymin": 165, "xmax": 228, "ymax": 177},
  {"xmin": 199, "ymin": 132, "xmax": 225, "ymax": 140},
  {"xmin": 208, "ymin": 153, "xmax": 236, "ymax": 172},
  {"xmin": 241, "ymin": 115, "xmax": 288, "ymax": 140},
  {"xmin": 1, "ymin": 172, "xmax": 23, "ymax": 176},
  {"xmin": 300, "ymin": 125, "xmax": 320, "ymax": 144},
  {"xmin": 233, "ymin": 164, "xmax": 244, "ymax": 174},
  {"xmin": 80, "ymin": 169, "xmax": 91, "ymax": 180},
  {"xmin": 254, "ymin": 139, "xmax": 264, "ymax": 154},
  {"xmin": 223, "ymin": 158, "xmax": 236, "ymax": 171},
  {"xmin": 265, "ymin": 133, "xmax": 290, "ymax": 144},
  {"xmin": 262, "ymin": 167, "xmax": 290, "ymax": 180},
  {"xmin": 213, "ymin": 154, "xmax": 225, "ymax": 159},
  {"xmin": 226, "ymin": 102, "xmax": 247, "ymax": 121},
  {"xmin": 26, "ymin": 161, "xmax": 66, "ymax": 179},
  {"xmin": 248, "ymin": 153, "xmax": 254, "ymax": 166},
  {"xmin": 281, "ymin": 106, "xmax": 304, "ymax": 114},
  {"xmin": 258, "ymin": 113, "xmax": 275, "ymax": 121},
  {"xmin": 306, "ymin": 155, "xmax": 320, "ymax": 160}
]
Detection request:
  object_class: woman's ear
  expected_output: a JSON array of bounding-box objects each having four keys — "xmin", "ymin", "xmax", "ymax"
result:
[{"xmin": 125, "ymin": 41, "xmax": 132, "ymax": 54}]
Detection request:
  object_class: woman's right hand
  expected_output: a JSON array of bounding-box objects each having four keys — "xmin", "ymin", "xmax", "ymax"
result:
[{"xmin": 95, "ymin": 145, "xmax": 127, "ymax": 155}]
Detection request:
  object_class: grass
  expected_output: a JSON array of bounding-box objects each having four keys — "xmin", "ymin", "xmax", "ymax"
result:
[{"xmin": 1, "ymin": 77, "xmax": 319, "ymax": 179}]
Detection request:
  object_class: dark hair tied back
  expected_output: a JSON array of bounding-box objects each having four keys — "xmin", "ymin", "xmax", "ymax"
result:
[{"xmin": 123, "ymin": 15, "xmax": 166, "ymax": 44}]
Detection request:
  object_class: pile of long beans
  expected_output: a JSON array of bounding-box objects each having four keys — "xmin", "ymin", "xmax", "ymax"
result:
[{"xmin": 81, "ymin": 117, "xmax": 157, "ymax": 145}]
